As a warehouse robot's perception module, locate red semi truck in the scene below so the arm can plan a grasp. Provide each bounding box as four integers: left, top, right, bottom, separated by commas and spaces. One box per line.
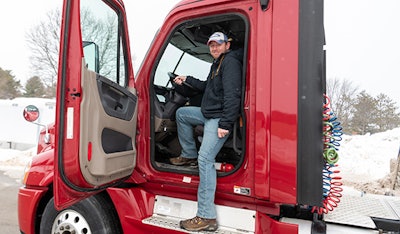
17, 0, 400, 233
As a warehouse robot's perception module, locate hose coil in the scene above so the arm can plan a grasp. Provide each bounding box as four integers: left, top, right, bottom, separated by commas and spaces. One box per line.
312, 94, 343, 215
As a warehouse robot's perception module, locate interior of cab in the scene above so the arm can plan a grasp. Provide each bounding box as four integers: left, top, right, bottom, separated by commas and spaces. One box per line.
150, 14, 248, 175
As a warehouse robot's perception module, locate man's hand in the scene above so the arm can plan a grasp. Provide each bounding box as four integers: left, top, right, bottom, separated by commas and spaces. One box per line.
218, 128, 229, 138
173, 75, 187, 85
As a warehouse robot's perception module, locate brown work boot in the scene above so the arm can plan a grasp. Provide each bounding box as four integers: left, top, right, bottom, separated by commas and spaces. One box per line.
169, 156, 197, 166
180, 216, 218, 232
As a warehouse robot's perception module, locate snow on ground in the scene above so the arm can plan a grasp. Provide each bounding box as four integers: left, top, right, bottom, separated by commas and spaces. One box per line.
340, 128, 400, 181
1, 128, 400, 195
338, 128, 400, 195
0, 147, 36, 182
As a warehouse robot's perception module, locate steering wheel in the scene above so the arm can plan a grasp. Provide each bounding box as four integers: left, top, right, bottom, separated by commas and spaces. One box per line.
168, 72, 195, 90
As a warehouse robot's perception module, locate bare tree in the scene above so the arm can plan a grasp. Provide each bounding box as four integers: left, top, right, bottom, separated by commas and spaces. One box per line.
80, 9, 118, 78
26, 9, 61, 95
326, 77, 359, 133
26, 8, 118, 96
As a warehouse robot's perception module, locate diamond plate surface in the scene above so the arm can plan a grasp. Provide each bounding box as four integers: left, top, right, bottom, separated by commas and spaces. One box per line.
325, 194, 400, 228
387, 198, 400, 217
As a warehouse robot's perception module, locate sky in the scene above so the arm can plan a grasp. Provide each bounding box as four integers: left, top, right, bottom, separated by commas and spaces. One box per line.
0, 0, 399, 102
324, 0, 400, 102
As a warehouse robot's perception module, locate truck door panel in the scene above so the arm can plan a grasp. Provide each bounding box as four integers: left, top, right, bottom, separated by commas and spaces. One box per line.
79, 65, 137, 185
54, 0, 137, 209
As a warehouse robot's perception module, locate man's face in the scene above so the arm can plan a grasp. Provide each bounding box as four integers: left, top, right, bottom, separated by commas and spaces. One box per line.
209, 41, 230, 59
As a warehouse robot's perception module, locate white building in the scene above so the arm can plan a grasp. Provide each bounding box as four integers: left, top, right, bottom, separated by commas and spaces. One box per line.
0, 98, 55, 150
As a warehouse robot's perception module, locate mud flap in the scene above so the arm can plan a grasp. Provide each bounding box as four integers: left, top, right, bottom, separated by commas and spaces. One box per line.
311, 213, 326, 234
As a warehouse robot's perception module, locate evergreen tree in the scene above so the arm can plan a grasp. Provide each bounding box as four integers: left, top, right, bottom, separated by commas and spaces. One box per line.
327, 78, 400, 135
374, 93, 400, 131
0, 67, 21, 99
23, 76, 46, 97
350, 91, 378, 134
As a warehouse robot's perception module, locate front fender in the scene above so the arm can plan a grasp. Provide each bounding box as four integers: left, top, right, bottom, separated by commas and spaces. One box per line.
25, 148, 54, 187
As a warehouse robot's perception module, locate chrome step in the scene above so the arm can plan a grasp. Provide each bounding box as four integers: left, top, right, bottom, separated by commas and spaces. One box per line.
143, 214, 252, 234
142, 195, 255, 234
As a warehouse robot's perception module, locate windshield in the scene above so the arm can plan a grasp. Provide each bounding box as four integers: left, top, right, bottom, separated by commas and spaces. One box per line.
154, 43, 210, 87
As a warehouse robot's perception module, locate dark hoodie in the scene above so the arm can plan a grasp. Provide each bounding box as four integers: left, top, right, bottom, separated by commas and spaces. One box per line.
185, 49, 243, 131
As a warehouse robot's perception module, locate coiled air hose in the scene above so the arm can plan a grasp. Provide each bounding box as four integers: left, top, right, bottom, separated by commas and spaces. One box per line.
311, 94, 343, 215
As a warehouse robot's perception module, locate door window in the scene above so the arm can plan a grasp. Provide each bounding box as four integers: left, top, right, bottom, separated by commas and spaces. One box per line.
80, 0, 126, 87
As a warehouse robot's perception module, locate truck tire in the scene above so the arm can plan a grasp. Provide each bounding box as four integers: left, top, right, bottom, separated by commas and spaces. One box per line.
40, 195, 122, 234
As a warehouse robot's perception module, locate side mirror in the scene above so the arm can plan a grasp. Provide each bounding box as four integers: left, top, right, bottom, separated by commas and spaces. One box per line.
23, 105, 40, 122
23, 105, 50, 144
83, 41, 100, 73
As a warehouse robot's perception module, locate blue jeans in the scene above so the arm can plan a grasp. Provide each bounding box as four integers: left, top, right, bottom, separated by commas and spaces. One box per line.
176, 106, 229, 219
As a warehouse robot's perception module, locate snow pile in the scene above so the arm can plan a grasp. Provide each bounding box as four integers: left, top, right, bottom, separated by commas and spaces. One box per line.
0, 147, 36, 181
339, 128, 400, 182
336, 128, 400, 195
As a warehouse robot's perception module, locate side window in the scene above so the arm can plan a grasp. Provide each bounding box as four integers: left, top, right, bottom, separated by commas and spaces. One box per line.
80, 0, 126, 87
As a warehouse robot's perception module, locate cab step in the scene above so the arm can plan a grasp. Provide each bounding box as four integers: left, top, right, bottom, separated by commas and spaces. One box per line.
142, 195, 255, 234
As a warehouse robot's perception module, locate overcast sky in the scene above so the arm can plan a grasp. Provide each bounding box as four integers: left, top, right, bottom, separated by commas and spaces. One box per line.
0, 0, 399, 102
325, 0, 400, 102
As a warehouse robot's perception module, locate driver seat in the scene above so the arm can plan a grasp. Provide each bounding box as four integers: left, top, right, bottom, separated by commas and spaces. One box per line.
194, 117, 243, 155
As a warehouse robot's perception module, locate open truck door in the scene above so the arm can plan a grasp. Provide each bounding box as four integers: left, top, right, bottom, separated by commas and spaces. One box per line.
54, 0, 138, 210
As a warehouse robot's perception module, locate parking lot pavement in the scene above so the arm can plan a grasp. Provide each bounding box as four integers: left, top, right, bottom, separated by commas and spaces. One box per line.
0, 170, 21, 233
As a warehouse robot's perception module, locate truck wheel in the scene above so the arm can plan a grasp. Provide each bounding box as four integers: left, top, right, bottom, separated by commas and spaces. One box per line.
40, 195, 121, 234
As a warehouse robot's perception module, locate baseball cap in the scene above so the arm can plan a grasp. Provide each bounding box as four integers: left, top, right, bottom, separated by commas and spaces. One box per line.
207, 32, 228, 45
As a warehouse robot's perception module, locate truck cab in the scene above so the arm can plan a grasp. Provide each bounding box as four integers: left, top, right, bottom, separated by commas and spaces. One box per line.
18, 0, 335, 233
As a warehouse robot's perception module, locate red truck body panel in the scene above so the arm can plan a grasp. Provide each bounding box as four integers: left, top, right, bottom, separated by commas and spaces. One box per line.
18, 0, 327, 233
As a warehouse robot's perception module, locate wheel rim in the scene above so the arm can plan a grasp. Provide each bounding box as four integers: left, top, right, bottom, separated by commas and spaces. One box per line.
51, 209, 91, 234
